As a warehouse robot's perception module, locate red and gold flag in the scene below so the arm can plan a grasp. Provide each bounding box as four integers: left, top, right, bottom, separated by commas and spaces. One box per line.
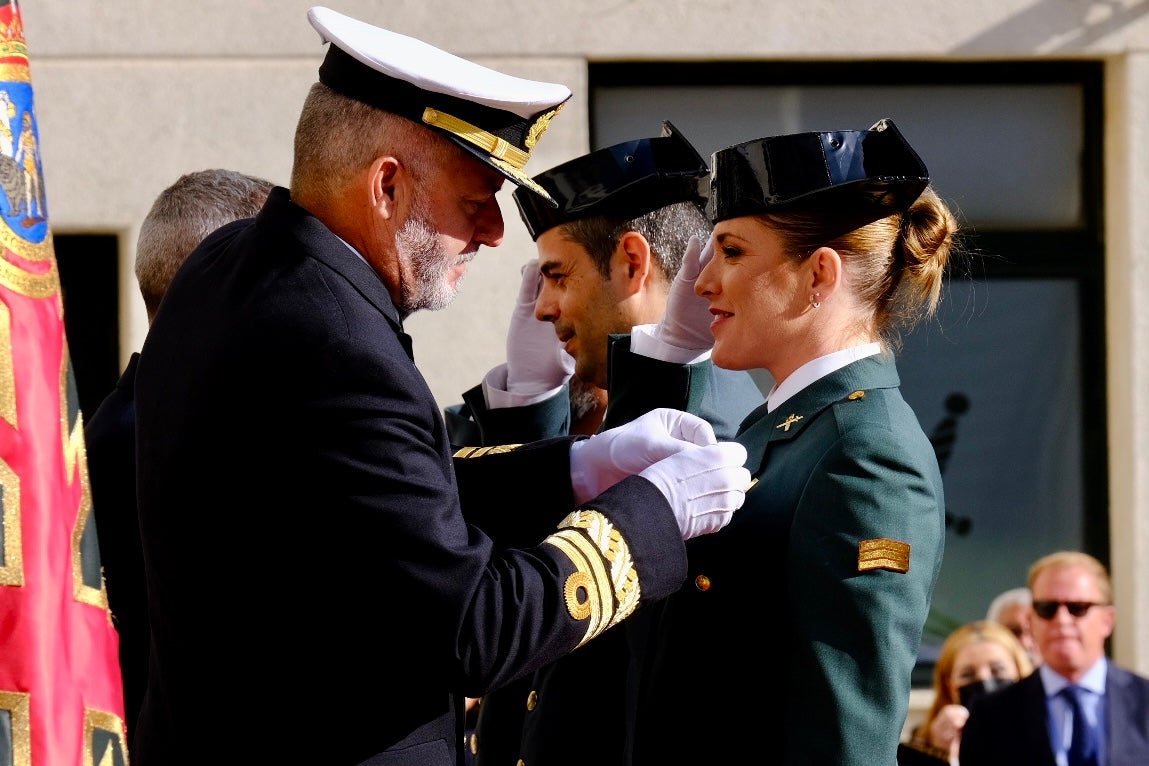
0, 2, 129, 763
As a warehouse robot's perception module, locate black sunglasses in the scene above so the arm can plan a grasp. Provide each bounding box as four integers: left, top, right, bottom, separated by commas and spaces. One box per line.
1032, 600, 1106, 620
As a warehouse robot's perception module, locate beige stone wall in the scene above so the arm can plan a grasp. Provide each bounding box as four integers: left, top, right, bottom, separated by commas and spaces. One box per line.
20, 1, 1149, 685
1103, 52, 1149, 672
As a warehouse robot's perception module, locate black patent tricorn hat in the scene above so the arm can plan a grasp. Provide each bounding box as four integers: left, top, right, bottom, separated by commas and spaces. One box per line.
513, 121, 709, 241
707, 118, 929, 224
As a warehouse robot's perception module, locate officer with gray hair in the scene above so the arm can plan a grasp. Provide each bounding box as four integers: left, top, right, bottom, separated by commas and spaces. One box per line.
130, 7, 749, 766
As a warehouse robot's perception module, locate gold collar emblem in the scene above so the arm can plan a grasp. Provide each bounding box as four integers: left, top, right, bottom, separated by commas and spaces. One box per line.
776, 413, 803, 432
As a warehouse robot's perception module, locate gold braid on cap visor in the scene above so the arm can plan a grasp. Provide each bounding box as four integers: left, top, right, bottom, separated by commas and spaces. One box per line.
422, 105, 562, 199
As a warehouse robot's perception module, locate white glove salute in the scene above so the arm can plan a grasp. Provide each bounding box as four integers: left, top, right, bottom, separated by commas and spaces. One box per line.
650, 234, 717, 353
638, 442, 749, 539
505, 257, 574, 394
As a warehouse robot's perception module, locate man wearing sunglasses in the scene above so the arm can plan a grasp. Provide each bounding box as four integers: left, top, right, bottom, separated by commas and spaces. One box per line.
960, 551, 1149, 766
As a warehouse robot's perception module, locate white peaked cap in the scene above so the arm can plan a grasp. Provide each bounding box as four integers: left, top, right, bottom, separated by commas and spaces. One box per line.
308, 6, 573, 205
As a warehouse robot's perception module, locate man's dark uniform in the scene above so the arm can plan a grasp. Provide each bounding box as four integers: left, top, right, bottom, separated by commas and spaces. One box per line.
132, 188, 695, 766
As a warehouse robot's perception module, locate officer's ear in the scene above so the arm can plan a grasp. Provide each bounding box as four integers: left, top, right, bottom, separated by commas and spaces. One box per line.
613, 231, 654, 295
371, 155, 402, 219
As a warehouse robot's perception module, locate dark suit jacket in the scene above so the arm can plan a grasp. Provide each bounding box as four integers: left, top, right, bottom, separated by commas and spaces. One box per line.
455, 336, 765, 766
132, 187, 693, 766
618, 353, 945, 765
960, 663, 1149, 766
84, 351, 148, 742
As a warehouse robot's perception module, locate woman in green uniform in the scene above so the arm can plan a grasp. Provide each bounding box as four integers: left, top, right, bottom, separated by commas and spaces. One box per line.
617, 118, 964, 765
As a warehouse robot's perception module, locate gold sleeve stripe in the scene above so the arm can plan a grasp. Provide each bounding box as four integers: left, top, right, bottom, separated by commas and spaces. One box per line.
858, 537, 911, 574
550, 529, 612, 641
562, 571, 594, 621
543, 509, 641, 646
453, 444, 522, 458
547, 534, 606, 646
560, 510, 639, 623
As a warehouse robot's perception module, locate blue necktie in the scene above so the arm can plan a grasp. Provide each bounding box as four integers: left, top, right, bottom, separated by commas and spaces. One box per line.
1063, 685, 1100, 766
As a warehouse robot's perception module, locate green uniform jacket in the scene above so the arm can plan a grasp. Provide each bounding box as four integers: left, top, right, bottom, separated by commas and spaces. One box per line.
620, 352, 945, 766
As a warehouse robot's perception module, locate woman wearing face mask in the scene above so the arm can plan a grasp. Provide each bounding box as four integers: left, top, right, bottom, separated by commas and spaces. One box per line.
615, 119, 965, 763
901, 620, 1036, 765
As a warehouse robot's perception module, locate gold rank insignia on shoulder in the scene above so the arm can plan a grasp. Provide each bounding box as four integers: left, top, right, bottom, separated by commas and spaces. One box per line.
453, 444, 522, 458
857, 538, 910, 574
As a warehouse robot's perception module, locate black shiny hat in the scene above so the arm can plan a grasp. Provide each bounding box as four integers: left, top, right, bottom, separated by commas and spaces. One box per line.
707, 118, 929, 224
513, 121, 709, 240
308, 7, 571, 206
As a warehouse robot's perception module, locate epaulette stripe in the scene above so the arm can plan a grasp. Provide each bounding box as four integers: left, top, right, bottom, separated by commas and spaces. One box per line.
857, 537, 910, 573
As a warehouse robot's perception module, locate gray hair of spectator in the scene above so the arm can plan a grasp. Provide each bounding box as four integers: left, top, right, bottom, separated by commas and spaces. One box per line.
135, 169, 275, 322
985, 586, 1032, 622
558, 201, 711, 284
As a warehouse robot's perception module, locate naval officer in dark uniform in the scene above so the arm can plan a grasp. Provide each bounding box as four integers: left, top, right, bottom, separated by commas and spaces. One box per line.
130, 8, 750, 766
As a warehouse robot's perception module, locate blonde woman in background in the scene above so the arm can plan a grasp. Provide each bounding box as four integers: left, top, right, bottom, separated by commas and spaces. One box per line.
901, 620, 1035, 765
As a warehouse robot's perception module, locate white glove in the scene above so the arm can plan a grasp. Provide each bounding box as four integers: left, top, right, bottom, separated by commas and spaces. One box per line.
650, 234, 716, 353
569, 408, 717, 505
639, 442, 750, 539
505, 258, 574, 394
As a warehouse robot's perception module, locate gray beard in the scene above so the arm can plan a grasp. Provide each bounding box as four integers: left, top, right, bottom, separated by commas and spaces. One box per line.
396, 209, 461, 314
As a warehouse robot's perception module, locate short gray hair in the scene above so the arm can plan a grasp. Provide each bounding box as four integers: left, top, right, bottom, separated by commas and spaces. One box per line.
135, 169, 274, 322
290, 81, 444, 206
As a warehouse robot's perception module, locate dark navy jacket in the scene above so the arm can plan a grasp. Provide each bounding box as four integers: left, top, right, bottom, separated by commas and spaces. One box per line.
132, 187, 692, 766
961, 663, 1149, 766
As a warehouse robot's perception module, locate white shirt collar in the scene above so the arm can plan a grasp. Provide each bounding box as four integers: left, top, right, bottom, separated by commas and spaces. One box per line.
335, 235, 370, 266
766, 342, 882, 413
